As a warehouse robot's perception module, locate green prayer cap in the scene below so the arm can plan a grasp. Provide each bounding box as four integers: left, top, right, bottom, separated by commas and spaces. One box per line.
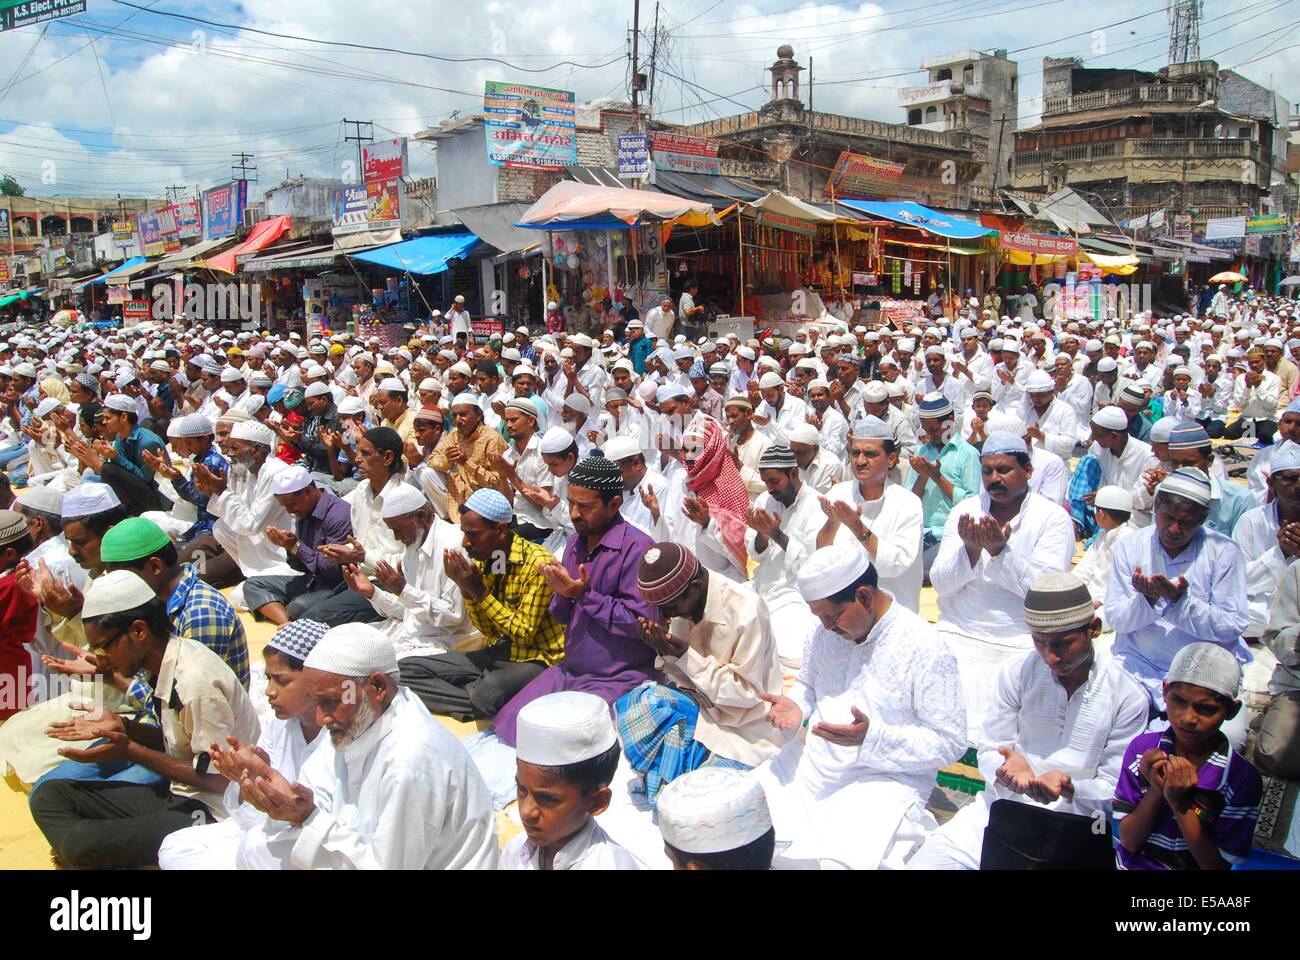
100, 517, 171, 564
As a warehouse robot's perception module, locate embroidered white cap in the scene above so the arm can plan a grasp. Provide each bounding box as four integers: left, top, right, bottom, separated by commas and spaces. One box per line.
515, 691, 617, 767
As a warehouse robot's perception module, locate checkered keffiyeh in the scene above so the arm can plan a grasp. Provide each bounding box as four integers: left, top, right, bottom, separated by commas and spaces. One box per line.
268, 619, 330, 661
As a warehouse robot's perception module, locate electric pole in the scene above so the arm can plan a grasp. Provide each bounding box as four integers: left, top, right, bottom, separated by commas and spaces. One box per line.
630, 0, 642, 128
342, 119, 374, 182
647, 2, 660, 121
164, 184, 186, 204
232, 153, 257, 184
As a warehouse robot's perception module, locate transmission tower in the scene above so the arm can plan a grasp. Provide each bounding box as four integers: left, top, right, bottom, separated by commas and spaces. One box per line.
1168, 0, 1202, 65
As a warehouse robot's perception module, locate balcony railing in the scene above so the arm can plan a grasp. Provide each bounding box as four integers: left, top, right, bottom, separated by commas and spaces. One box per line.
1014, 138, 1261, 168
1041, 83, 1204, 116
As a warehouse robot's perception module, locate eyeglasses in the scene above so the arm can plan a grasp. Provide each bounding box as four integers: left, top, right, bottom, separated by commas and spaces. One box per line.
89, 628, 129, 657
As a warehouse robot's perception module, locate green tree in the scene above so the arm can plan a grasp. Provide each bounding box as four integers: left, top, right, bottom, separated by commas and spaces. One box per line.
0, 176, 24, 197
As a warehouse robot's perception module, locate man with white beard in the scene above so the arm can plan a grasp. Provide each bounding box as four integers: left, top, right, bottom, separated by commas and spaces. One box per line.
215, 623, 500, 869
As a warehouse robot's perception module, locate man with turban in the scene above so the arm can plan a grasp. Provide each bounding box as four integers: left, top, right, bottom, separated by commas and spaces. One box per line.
614, 542, 782, 805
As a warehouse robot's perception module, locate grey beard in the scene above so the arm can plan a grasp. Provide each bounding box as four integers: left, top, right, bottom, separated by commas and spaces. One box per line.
338, 694, 378, 747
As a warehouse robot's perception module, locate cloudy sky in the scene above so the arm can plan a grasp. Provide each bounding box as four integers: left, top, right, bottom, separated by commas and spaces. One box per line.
0, 0, 1294, 200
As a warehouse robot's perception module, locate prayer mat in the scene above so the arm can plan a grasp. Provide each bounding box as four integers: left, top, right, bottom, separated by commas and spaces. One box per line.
1253, 772, 1300, 859
936, 746, 986, 797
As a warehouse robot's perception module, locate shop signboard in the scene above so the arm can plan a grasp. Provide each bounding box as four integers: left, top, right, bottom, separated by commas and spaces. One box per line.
1173, 214, 1192, 240
0, 258, 9, 288
1246, 213, 1288, 235
156, 204, 182, 254
756, 210, 818, 237
617, 133, 650, 179
822, 150, 907, 200
484, 81, 577, 169
112, 220, 135, 248
362, 139, 406, 230
1, 0, 84, 32
136, 211, 165, 256
998, 232, 1078, 256
331, 185, 369, 236
123, 299, 151, 324
174, 199, 202, 240
106, 284, 128, 305
471, 317, 505, 339
203, 181, 248, 240
651, 132, 720, 175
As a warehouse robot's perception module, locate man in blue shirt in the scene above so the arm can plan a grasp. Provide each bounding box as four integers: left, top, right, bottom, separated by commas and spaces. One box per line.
626, 319, 655, 374
901, 392, 983, 580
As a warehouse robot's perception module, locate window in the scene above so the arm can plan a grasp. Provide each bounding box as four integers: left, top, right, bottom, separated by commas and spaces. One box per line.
925, 106, 938, 122
1011, 76, 1017, 92
963, 64, 975, 84
908, 109, 922, 125
936, 68, 952, 81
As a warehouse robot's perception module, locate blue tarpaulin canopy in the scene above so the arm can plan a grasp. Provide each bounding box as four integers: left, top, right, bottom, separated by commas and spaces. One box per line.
835, 200, 996, 240
349, 233, 482, 275
75, 256, 149, 290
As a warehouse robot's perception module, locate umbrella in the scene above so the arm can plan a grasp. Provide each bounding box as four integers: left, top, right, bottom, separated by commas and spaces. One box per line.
1280, 276, 1300, 286
1209, 271, 1248, 283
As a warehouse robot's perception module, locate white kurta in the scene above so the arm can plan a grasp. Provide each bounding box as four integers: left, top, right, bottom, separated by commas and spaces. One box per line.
158, 715, 326, 870
1231, 500, 1294, 636
1090, 437, 1158, 527
22, 535, 87, 702
909, 651, 1149, 869
1074, 521, 1139, 610
369, 516, 478, 658
251, 688, 499, 869
756, 394, 810, 447
799, 448, 844, 494
930, 490, 1076, 740
499, 817, 644, 870
747, 483, 824, 668
208, 458, 295, 578
1028, 445, 1069, 508
1024, 397, 1082, 459
752, 601, 966, 869
823, 479, 924, 613
345, 474, 408, 577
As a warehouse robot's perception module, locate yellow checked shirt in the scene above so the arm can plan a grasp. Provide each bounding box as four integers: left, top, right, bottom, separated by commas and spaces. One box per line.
465, 535, 565, 667
427, 424, 509, 518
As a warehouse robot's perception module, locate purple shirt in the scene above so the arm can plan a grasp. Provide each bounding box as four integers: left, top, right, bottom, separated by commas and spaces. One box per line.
1112, 728, 1262, 870
290, 488, 354, 590
493, 516, 663, 745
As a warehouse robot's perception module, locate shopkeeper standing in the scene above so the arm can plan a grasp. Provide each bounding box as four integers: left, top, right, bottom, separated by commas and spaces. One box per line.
447, 295, 473, 344
679, 279, 706, 337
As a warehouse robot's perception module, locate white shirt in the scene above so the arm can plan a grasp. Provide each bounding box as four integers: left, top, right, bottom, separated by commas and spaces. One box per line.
1057, 373, 1094, 426
1105, 525, 1251, 701
505, 434, 553, 531
823, 479, 924, 612
345, 473, 408, 577
230, 716, 327, 867
731, 429, 772, 498
448, 306, 472, 337
1028, 444, 1069, 508
930, 491, 1076, 645
1089, 436, 1158, 525
208, 457, 295, 577
1233, 369, 1282, 419
756, 393, 809, 447
747, 483, 824, 618
369, 516, 477, 659
812, 404, 849, 462
1073, 520, 1138, 607
499, 817, 643, 870
620, 469, 670, 539
1232, 500, 1294, 634
1023, 397, 1082, 459
977, 651, 1149, 818
269, 687, 499, 870
799, 447, 844, 494
23, 535, 87, 698
645, 306, 674, 341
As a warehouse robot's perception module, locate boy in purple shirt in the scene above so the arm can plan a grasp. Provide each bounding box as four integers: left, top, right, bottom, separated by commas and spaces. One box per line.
1113, 642, 1262, 870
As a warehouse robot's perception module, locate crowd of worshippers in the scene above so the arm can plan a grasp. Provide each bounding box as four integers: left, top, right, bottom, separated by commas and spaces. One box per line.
0, 287, 1296, 869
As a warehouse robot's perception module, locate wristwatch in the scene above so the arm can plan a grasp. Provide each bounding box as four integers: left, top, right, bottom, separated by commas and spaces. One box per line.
857, 527, 872, 543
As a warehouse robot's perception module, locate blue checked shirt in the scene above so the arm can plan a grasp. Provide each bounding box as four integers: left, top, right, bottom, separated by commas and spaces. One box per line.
126, 563, 250, 719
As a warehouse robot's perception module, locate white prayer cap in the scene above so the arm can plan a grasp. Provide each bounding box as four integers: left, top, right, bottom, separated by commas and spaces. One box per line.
62, 482, 122, 520
12, 361, 36, 378
450, 391, 482, 410
516, 691, 617, 767
539, 426, 575, 455
862, 381, 888, 404
736, 346, 756, 361
378, 377, 406, 393
656, 383, 689, 404
418, 377, 440, 392
303, 623, 397, 678
337, 397, 366, 416
603, 436, 641, 462
219, 366, 242, 383
1085, 339, 1103, 352
1270, 440, 1300, 474
33, 397, 62, 418
1149, 416, 1180, 444
788, 422, 820, 446
450, 361, 473, 378
885, 380, 906, 399
1025, 370, 1055, 393
754, 371, 782, 391
104, 393, 136, 414
658, 767, 772, 855
231, 420, 276, 447
1091, 406, 1128, 431
1165, 642, 1241, 700
272, 465, 313, 495
244, 395, 267, 416
81, 570, 157, 621
149, 359, 171, 374
1095, 485, 1133, 513
1096, 357, 1119, 374
380, 483, 428, 519
982, 431, 1028, 457
15, 485, 63, 515
851, 415, 892, 441
797, 543, 873, 603
167, 413, 214, 439
303, 382, 331, 398
807, 377, 831, 392
563, 394, 591, 416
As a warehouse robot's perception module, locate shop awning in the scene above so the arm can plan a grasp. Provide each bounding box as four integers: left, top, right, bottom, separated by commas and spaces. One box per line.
349, 233, 482, 275
835, 200, 996, 240
516, 180, 720, 229
107, 260, 161, 282
452, 203, 540, 256
243, 244, 341, 272
0, 291, 30, 308
564, 166, 625, 187
747, 191, 840, 223
1080, 236, 1138, 257
1026, 188, 1117, 235
156, 237, 238, 270
334, 227, 403, 252
74, 256, 148, 290
649, 170, 766, 209
198, 216, 293, 274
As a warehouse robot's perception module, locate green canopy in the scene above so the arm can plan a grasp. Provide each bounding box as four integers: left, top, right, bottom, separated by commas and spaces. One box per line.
0, 291, 30, 309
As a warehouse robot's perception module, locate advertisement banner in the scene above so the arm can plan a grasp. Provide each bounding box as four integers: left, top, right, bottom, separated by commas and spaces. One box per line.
107, 284, 128, 305
174, 199, 202, 240
998, 232, 1078, 256
156, 205, 182, 254
1174, 214, 1192, 240
136, 211, 165, 256
112, 220, 135, 248
617, 133, 650, 179
1205, 216, 1247, 240
756, 210, 818, 237
484, 81, 577, 169
362, 139, 406, 229
0, 258, 9, 287
651, 132, 721, 175
331, 185, 369, 236
123, 299, 151, 324
471, 317, 505, 339
1246, 213, 1288, 235
203, 181, 248, 240
822, 150, 907, 200
0, 0, 84, 32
